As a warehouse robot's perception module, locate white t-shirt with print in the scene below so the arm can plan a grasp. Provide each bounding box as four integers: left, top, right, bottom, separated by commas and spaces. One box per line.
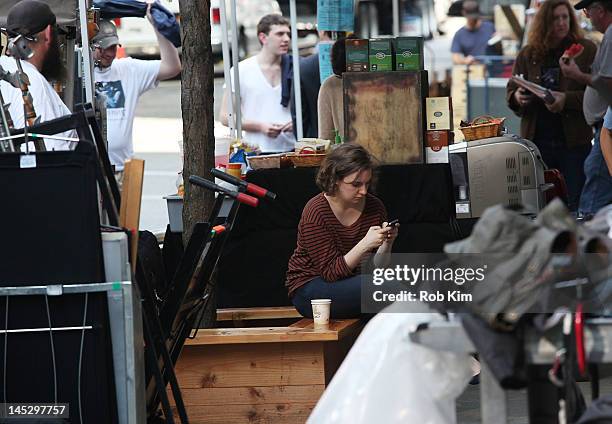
0, 56, 75, 151
94, 58, 160, 170
229, 56, 295, 153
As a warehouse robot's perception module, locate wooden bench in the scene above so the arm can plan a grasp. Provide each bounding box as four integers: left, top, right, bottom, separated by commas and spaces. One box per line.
216, 306, 303, 327
172, 318, 364, 424
216, 306, 303, 322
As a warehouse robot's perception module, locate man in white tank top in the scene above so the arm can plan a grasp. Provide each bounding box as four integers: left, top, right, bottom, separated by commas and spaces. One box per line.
221, 14, 296, 153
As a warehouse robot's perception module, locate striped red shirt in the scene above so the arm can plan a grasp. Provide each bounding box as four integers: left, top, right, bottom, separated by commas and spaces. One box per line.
286, 193, 387, 297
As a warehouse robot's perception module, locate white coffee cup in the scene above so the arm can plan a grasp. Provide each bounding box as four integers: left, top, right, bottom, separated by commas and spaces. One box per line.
311, 299, 332, 329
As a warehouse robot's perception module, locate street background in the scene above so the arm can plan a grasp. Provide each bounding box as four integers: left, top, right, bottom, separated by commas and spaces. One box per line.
134, 34, 456, 233
129, 4, 612, 422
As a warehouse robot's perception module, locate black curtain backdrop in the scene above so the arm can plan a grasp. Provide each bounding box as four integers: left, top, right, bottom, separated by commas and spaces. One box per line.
217, 164, 476, 308
0, 144, 116, 423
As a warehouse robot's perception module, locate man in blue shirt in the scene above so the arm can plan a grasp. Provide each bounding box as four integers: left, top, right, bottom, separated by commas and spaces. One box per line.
451, 1, 496, 65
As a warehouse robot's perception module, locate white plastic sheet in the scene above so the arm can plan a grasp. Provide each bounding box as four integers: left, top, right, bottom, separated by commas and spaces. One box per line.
307, 302, 473, 424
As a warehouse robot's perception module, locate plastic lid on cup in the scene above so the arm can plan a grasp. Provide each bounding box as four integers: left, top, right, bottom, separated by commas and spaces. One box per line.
311, 299, 331, 304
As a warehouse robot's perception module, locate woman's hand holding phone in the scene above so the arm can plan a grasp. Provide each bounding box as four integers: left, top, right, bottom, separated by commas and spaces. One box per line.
383, 219, 400, 242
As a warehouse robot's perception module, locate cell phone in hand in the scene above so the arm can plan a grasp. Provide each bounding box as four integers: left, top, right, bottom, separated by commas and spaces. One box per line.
386, 219, 399, 227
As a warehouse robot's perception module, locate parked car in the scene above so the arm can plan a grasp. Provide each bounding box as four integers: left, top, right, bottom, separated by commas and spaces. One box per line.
115, 0, 282, 59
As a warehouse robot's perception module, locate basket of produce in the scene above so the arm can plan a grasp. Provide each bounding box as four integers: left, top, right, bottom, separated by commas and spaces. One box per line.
459, 115, 505, 141
287, 147, 327, 167
246, 153, 291, 170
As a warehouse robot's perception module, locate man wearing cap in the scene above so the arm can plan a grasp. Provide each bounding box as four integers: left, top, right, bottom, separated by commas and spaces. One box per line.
0, 0, 75, 151
560, 0, 612, 215
451, 0, 496, 65
92, 9, 180, 180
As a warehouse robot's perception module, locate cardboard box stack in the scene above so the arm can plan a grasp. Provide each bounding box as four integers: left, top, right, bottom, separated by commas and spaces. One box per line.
369, 39, 394, 72
425, 97, 453, 163
346, 39, 370, 72
342, 37, 461, 166
394, 37, 424, 71
346, 37, 424, 72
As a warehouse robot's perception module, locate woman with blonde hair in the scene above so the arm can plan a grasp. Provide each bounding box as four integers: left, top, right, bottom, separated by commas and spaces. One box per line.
506, 0, 596, 211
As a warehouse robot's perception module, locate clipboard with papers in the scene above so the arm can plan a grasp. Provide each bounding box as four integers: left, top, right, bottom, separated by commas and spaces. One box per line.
510, 75, 556, 105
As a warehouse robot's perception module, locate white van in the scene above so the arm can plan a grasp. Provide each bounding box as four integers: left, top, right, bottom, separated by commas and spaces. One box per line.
115, 0, 281, 59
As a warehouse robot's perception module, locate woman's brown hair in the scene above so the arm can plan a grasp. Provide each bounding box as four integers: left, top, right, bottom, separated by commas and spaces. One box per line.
527, 0, 583, 60
316, 143, 378, 195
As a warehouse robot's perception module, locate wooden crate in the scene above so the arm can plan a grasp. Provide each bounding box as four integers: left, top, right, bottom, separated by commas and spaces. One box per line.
343, 71, 428, 164
171, 319, 363, 424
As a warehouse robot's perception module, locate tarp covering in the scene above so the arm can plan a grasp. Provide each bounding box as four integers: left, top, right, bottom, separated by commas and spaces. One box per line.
0, 0, 78, 27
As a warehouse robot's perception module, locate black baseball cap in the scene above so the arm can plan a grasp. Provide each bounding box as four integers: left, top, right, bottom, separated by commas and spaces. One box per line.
6, 0, 56, 37
462, 0, 481, 19
574, 0, 609, 10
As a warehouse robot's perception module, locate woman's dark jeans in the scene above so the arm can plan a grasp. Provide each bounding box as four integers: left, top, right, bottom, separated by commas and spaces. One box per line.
291, 275, 362, 319
536, 140, 591, 212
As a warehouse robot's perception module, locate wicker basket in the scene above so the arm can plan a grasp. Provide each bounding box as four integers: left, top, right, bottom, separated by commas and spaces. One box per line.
286, 147, 327, 167
460, 116, 505, 141
246, 154, 287, 170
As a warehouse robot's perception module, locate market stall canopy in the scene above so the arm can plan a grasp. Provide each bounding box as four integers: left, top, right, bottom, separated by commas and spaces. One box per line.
0, 0, 78, 27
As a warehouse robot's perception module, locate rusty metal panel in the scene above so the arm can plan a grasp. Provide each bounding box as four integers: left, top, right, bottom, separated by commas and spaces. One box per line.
343, 71, 427, 164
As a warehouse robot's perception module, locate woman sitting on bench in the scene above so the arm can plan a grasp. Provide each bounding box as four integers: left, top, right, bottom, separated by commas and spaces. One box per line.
286, 143, 398, 318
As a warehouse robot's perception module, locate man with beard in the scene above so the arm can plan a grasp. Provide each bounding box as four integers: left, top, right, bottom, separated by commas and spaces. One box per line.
92, 14, 180, 181
0, 0, 75, 151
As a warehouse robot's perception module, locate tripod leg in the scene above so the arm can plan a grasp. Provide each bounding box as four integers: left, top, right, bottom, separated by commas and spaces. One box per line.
590, 364, 599, 400
137, 260, 189, 424
142, 309, 176, 424
158, 329, 189, 424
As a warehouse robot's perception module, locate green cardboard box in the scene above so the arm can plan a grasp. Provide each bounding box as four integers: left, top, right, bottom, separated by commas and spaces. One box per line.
394, 37, 424, 71
369, 39, 393, 72
345, 39, 369, 72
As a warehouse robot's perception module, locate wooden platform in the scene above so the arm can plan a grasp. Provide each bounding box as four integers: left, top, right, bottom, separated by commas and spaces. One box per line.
173, 317, 364, 424
196, 318, 358, 344
216, 306, 303, 323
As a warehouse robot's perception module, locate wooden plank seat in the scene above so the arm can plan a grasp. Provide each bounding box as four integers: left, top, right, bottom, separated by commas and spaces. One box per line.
188, 319, 360, 344
216, 306, 303, 322
172, 318, 364, 424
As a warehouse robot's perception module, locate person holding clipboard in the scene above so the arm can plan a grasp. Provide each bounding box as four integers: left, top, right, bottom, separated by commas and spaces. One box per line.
506, 0, 596, 211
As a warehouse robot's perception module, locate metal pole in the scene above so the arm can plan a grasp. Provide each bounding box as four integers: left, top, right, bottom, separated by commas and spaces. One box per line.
230, 0, 242, 139
290, 0, 303, 140
219, 0, 236, 139
392, 0, 400, 37
78, 0, 94, 107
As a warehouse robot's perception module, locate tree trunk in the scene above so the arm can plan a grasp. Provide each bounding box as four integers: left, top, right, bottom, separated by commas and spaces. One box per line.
180, 0, 217, 327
